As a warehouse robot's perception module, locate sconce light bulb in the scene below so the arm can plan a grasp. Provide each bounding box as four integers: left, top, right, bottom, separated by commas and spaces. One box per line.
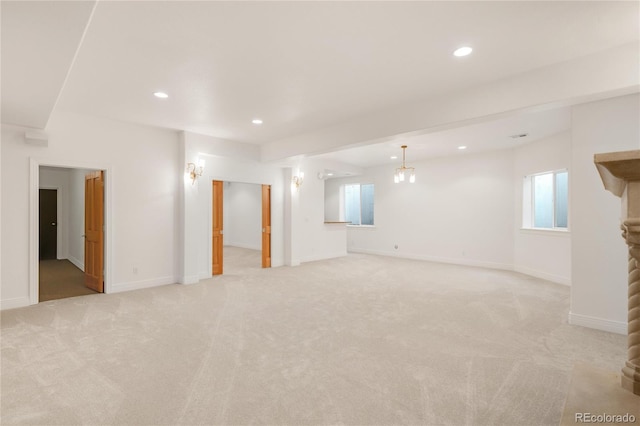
186, 161, 205, 185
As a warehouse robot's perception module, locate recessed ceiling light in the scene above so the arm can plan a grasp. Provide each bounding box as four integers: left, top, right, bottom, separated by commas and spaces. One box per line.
252, 119, 263, 125
153, 92, 169, 98
390, 155, 398, 160
327, 173, 334, 176
458, 146, 467, 150
453, 46, 473, 57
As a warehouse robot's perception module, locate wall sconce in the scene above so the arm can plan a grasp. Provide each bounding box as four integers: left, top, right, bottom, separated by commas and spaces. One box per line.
186, 159, 205, 185
292, 171, 304, 190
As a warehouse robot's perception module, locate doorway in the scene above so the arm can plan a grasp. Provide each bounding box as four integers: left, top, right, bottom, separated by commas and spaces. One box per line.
37, 166, 105, 302
212, 180, 271, 275
39, 189, 57, 260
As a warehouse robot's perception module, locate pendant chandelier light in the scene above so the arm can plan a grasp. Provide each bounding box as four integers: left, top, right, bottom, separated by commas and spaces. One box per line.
394, 145, 415, 183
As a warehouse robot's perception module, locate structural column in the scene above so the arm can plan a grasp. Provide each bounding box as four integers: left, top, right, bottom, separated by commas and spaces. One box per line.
621, 218, 640, 394
595, 149, 640, 395
283, 167, 301, 267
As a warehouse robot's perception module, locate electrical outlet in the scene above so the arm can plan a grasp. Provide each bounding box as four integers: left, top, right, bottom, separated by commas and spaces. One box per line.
133, 267, 138, 274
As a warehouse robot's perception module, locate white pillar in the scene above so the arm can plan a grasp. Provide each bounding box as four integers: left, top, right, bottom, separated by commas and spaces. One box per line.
178, 132, 202, 284
283, 167, 301, 266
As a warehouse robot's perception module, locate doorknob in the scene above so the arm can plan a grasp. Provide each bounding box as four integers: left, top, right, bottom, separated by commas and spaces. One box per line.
51, 222, 56, 226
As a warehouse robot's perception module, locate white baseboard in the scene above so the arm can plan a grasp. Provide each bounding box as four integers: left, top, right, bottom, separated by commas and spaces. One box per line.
67, 255, 84, 272
301, 251, 347, 263
178, 275, 201, 285
0, 296, 31, 310
199, 271, 213, 280
348, 248, 513, 271
513, 265, 571, 286
110, 276, 175, 293
568, 312, 627, 335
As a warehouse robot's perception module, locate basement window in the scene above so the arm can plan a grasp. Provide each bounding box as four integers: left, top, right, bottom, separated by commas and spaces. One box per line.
523, 170, 568, 230
345, 183, 374, 226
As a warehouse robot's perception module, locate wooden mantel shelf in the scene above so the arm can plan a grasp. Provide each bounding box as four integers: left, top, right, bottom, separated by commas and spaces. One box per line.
594, 150, 640, 197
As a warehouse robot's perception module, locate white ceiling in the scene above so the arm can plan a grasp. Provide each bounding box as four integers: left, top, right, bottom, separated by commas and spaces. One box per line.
1, 1, 638, 165
1, 1, 96, 128
312, 106, 572, 169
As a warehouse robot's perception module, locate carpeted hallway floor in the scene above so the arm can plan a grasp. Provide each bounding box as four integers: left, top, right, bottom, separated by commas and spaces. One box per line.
1, 250, 631, 425
39, 259, 99, 302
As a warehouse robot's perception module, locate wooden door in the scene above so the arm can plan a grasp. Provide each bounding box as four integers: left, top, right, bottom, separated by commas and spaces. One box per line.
84, 171, 104, 292
39, 189, 57, 260
262, 184, 271, 268
212, 180, 223, 275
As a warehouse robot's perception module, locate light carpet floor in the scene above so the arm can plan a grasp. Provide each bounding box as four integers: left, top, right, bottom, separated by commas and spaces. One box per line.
1, 250, 629, 425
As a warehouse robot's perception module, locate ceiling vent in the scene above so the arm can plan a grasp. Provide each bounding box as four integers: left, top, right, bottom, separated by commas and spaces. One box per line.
510, 133, 529, 139
24, 130, 48, 146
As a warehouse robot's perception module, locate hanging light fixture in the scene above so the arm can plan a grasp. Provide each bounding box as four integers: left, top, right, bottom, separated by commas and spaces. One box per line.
394, 145, 415, 183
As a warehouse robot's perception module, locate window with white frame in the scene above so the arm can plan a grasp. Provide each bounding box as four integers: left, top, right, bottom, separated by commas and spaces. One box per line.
523, 170, 568, 229
344, 183, 374, 226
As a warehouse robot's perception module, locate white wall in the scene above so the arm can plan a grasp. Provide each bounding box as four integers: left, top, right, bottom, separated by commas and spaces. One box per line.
1, 111, 179, 308
39, 167, 71, 260
67, 168, 98, 271
298, 158, 348, 262
68, 169, 85, 269
570, 93, 640, 334
513, 131, 572, 285
179, 131, 286, 282
324, 181, 342, 222
223, 182, 262, 250
331, 149, 515, 269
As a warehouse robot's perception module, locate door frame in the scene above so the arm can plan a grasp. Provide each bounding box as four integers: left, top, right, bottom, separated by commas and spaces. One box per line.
211, 180, 223, 276
29, 158, 112, 305
39, 185, 63, 260
207, 179, 272, 276
84, 171, 105, 292
262, 184, 271, 268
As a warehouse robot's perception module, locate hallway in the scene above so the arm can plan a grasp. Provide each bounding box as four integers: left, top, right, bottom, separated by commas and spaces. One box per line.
39, 260, 99, 302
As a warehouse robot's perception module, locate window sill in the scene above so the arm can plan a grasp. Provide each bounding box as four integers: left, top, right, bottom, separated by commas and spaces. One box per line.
346, 225, 376, 230
520, 228, 570, 237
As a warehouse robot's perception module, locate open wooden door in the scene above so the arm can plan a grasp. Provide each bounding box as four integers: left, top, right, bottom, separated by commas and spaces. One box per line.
84, 171, 104, 292
212, 180, 224, 275
262, 184, 271, 268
